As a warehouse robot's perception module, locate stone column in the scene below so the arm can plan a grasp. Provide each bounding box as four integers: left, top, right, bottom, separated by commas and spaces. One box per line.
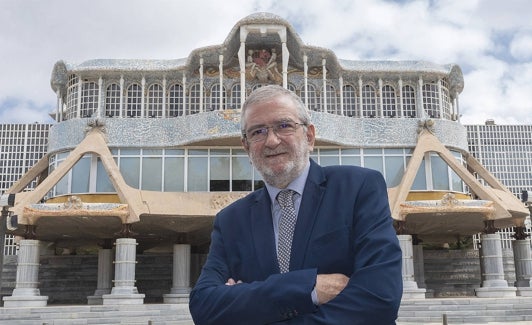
398, 234, 426, 299
475, 233, 516, 297
512, 227, 532, 296
3, 239, 48, 307
102, 238, 144, 304
87, 245, 114, 304
412, 235, 427, 291
163, 244, 191, 303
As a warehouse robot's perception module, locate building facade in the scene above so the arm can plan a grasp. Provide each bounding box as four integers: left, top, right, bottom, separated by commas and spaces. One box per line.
1, 13, 530, 306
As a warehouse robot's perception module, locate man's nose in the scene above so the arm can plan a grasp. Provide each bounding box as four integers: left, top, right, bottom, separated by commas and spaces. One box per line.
264, 128, 281, 146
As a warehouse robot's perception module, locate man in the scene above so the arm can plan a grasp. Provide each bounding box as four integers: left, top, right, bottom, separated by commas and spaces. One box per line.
189, 85, 403, 324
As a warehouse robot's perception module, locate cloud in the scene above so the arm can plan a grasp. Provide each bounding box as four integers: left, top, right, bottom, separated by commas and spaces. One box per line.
0, 0, 531, 125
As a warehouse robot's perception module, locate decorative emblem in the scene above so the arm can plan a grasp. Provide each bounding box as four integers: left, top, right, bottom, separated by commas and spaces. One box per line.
417, 118, 435, 134
440, 192, 458, 206
245, 48, 282, 84
63, 196, 84, 210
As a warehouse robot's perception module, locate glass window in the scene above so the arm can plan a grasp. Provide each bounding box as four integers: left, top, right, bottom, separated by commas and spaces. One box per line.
423, 83, 440, 118
81, 82, 99, 118
188, 84, 203, 115
325, 84, 338, 114
142, 157, 162, 190
441, 79, 452, 120
232, 156, 252, 191
120, 157, 140, 188
410, 156, 427, 190
65, 74, 79, 120
230, 84, 241, 110
382, 85, 397, 118
342, 84, 357, 117
96, 158, 114, 192
402, 85, 416, 118
147, 84, 164, 118
71, 156, 90, 193
361, 85, 377, 117
210, 156, 230, 191
167, 83, 184, 117
126, 83, 142, 118
431, 154, 450, 190
210, 83, 225, 111
164, 157, 184, 191
105, 83, 121, 118
364, 156, 383, 174
301, 84, 320, 112
188, 156, 208, 191
385, 156, 404, 187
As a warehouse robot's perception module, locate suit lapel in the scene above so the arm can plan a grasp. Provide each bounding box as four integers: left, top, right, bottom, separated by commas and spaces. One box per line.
289, 160, 326, 271
250, 188, 280, 276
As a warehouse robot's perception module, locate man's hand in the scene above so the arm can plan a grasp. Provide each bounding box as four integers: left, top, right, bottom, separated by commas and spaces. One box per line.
315, 273, 349, 305
225, 278, 242, 286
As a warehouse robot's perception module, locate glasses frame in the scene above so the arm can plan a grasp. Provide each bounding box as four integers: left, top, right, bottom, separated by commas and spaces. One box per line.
243, 121, 307, 143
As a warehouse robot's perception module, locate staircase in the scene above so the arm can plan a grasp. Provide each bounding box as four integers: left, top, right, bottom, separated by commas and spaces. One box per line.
397, 297, 532, 324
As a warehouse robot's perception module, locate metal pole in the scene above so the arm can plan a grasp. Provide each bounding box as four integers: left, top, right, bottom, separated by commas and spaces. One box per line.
0, 206, 8, 304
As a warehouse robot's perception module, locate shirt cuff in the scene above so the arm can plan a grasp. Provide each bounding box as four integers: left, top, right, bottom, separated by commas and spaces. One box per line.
311, 287, 318, 305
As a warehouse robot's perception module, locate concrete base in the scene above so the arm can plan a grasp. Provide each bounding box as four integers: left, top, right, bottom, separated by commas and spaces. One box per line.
102, 293, 145, 305
516, 287, 532, 297
475, 286, 517, 298
3, 295, 48, 307
163, 293, 190, 304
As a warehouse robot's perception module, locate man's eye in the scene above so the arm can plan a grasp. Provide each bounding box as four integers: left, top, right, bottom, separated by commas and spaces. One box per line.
251, 128, 267, 136
278, 122, 292, 129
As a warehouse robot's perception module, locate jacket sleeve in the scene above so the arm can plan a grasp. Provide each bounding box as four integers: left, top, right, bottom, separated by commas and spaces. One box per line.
301, 169, 403, 325
189, 215, 318, 325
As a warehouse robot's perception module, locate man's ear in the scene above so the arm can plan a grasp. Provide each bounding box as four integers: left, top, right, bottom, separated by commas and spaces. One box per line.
306, 124, 316, 147
241, 137, 250, 152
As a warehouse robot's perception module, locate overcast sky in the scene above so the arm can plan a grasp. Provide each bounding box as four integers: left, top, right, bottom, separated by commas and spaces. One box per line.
1, 0, 531, 125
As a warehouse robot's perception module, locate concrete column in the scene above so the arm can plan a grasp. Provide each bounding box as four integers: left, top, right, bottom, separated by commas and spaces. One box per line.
475, 233, 516, 297
513, 238, 532, 296
3, 239, 48, 307
87, 248, 114, 304
102, 238, 145, 305
163, 244, 191, 303
398, 234, 426, 299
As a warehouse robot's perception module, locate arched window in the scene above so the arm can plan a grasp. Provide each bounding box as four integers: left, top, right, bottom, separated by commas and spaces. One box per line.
188, 84, 203, 115
361, 85, 377, 118
126, 83, 142, 118
441, 79, 452, 120
210, 83, 225, 111
167, 83, 184, 117
105, 83, 120, 117
230, 84, 241, 110
423, 83, 440, 118
287, 83, 296, 92
342, 84, 357, 117
402, 85, 416, 118
301, 84, 320, 112
325, 84, 338, 114
80, 81, 98, 118
147, 84, 163, 118
382, 85, 397, 117
65, 74, 79, 120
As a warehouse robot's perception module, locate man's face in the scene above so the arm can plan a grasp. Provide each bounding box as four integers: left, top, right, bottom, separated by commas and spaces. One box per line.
241, 95, 315, 188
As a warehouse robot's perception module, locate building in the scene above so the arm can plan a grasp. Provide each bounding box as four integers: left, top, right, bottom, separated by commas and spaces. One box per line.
0, 12, 530, 307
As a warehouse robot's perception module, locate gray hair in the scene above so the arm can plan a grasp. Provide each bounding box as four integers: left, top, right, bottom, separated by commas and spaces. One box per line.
240, 85, 311, 133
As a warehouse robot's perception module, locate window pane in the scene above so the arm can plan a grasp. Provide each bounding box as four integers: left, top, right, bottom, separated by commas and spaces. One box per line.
142, 157, 162, 191
71, 156, 90, 193
121, 157, 140, 188
411, 157, 427, 190
232, 156, 252, 191
341, 156, 361, 166
364, 156, 383, 174
385, 156, 404, 187
210, 156, 230, 191
188, 157, 207, 191
164, 157, 184, 191
431, 155, 450, 190
320, 156, 339, 167
96, 158, 114, 192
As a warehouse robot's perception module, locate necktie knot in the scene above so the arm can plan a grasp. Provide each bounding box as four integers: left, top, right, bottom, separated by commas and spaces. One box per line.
277, 189, 295, 208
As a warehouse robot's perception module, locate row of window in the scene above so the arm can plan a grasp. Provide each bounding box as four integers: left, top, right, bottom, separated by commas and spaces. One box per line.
48, 147, 465, 197
63, 75, 454, 121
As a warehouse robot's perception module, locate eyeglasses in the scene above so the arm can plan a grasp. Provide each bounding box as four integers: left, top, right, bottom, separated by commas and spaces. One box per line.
243, 121, 306, 143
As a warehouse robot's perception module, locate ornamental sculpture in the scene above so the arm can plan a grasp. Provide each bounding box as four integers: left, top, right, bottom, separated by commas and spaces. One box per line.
246, 48, 282, 84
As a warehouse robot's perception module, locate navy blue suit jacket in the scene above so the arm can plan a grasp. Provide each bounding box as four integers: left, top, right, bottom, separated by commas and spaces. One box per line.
189, 159, 403, 324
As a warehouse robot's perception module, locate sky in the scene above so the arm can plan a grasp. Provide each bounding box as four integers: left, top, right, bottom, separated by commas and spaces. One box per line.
1, 0, 531, 125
